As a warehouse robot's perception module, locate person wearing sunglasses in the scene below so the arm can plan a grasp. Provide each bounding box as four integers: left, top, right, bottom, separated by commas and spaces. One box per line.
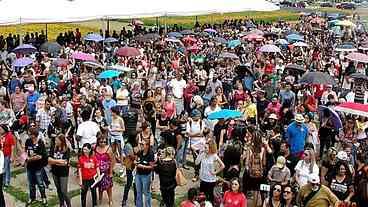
283, 185, 296, 207
263, 184, 282, 207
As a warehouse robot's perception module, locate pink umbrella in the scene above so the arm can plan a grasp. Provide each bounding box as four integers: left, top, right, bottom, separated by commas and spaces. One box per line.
116, 47, 141, 57
182, 36, 197, 43
335, 102, 368, 118
259, 44, 281, 53
243, 34, 264, 41
345, 52, 368, 63
72, 52, 95, 61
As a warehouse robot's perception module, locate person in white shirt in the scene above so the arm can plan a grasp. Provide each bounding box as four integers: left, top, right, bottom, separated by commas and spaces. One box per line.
295, 149, 319, 187
169, 73, 186, 115
76, 110, 100, 149
321, 85, 338, 105
204, 97, 221, 130
116, 84, 130, 114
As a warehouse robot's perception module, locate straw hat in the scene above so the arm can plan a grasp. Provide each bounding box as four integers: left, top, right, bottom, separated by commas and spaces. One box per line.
295, 114, 305, 123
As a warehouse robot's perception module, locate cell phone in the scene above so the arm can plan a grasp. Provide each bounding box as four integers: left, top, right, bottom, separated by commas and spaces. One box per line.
260, 184, 270, 192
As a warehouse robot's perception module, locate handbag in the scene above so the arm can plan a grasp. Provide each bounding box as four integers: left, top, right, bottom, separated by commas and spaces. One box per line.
175, 167, 187, 186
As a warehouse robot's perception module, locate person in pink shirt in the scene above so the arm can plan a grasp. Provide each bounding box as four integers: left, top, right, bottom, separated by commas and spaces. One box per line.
222, 178, 247, 207
164, 95, 176, 119
266, 96, 281, 118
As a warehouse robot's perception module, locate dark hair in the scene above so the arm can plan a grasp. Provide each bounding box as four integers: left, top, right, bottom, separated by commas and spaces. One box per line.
82, 143, 93, 156
96, 131, 108, 146
55, 134, 67, 153
111, 106, 120, 115
187, 188, 198, 201
81, 110, 91, 121
333, 160, 352, 179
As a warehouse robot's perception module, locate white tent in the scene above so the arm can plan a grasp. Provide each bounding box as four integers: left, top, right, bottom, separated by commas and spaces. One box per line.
0, 0, 279, 25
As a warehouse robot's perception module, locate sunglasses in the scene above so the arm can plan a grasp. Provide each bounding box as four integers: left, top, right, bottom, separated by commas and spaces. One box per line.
283, 191, 291, 194
274, 188, 282, 192
99, 141, 107, 144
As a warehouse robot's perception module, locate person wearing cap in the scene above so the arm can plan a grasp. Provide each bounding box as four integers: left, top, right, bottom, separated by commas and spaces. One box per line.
267, 156, 291, 187
285, 114, 309, 158
297, 174, 340, 207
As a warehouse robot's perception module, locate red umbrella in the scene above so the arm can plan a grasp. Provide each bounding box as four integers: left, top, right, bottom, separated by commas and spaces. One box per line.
116, 47, 141, 57
182, 36, 197, 44
335, 102, 368, 117
243, 33, 264, 41
72, 52, 95, 61
345, 52, 368, 63
187, 45, 200, 53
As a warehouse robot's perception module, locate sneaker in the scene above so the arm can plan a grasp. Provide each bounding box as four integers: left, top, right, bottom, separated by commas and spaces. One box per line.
42, 198, 48, 205
26, 199, 34, 206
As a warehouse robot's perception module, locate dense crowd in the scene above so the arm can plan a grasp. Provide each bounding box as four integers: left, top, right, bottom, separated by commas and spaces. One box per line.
0, 12, 367, 207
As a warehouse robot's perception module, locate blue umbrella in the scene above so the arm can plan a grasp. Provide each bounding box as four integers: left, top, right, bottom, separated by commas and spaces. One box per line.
319, 106, 343, 130
204, 28, 217, 34
227, 39, 242, 48
13, 44, 37, 54
213, 37, 227, 44
275, 39, 288, 45
168, 32, 183, 38
98, 70, 121, 79
84, 33, 104, 42
286, 34, 304, 42
104, 37, 118, 43
13, 57, 33, 67
335, 43, 357, 52
208, 109, 243, 120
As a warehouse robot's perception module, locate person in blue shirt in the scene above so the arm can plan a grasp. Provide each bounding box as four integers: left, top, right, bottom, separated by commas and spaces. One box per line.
7, 72, 21, 94
242, 71, 254, 92
26, 85, 40, 119
102, 92, 116, 125
285, 114, 308, 158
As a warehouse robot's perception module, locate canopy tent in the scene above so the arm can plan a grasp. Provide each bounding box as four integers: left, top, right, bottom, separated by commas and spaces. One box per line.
0, 0, 279, 25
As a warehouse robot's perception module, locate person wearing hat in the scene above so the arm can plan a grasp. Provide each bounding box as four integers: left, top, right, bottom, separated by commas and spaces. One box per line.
297, 174, 340, 207
267, 156, 291, 187
285, 114, 309, 158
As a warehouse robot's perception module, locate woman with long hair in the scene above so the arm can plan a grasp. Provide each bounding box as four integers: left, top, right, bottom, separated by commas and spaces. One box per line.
163, 94, 176, 119
328, 161, 355, 205
295, 149, 319, 187
121, 134, 137, 207
95, 132, 114, 206
222, 178, 247, 207
215, 86, 228, 109
195, 138, 225, 204
48, 134, 71, 207
282, 185, 296, 207
321, 147, 338, 185
263, 184, 282, 207
109, 107, 125, 162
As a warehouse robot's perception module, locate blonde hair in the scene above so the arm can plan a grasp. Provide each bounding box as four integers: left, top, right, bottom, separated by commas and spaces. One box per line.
164, 147, 176, 160
207, 139, 218, 155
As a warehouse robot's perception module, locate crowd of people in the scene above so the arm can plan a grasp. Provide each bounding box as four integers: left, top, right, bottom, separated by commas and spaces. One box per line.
0, 11, 368, 207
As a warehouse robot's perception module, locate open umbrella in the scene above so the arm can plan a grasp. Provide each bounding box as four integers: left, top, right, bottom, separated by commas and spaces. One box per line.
227, 40, 241, 48
52, 58, 69, 67
335, 43, 357, 52
247, 29, 264, 35
72, 52, 95, 61
336, 20, 356, 27
187, 45, 200, 53
219, 52, 239, 59
345, 52, 368, 63
98, 70, 121, 79
275, 39, 289, 45
259, 44, 281, 53
243, 33, 264, 41
285, 64, 306, 73
299, 72, 336, 85
104, 37, 118, 43
319, 106, 343, 130
198, 32, 210, 37
168, 32, 183, 38
40, 42, 62, 54
116, 47, 141, 57
208, 109, 243, 120
359, 44, 368, 50
83, 61, 103, 68
13, 44, 37, 54
135, 33, 160, 42
350, 73, 368, 80
165, 37, 182, 44
213, 37, 227, 44
335, 102, 368, 118
286, 34, 304, 42
293, 42, 309, 47
84, 33, 104, 42
107, 65, 134, 72
13, 57, 33, 67
180, 30, 195, 35
204, 28, 217, 34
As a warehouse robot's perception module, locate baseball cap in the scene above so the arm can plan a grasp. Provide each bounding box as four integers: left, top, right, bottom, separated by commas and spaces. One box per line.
308, 174, 320, 184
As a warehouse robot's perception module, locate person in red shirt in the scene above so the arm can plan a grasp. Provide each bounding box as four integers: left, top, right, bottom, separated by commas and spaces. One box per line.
180, 188, 199, 207
0, 124, 15, 187
78, 143, 100, 207
222, 178, 247, 207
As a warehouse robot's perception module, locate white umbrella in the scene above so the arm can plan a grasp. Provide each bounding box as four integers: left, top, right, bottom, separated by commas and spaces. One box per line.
293, 42, 309, 47
259, 44, 281, 53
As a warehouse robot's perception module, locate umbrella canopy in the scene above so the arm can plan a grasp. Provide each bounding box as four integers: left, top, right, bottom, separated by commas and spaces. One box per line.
84, 33, 104, 42
165, 37, 182, 44
72, 52, 95, 61
13, 57, 33, 67
180, 30, 195, 35
335, 43, 357, 52
187, 45, 200, 52
168, 32, 183, 38
116, 47, 141, 57
98, 70, 121, 79
104, 37, 118, 43
107, 65, 134, 72
285, 64, 306, 73
198, 32, 210, 37
345, 52, 368, 63
247, 29, 264, 35
299, 72, 336, 85
335, 102, 368, 118
243, 33, 264, 41
207, 109, 243, 120
182, 36, 197, 43
336, 20, 356, 27
359, 44, 368, 50
275, 39, 288, 45
293, 42, 309, 47
350, 72, 368, 80
204, 28, 217, 33
227, 39, 242, 48
219, 52, 239, 59
13, 44, 37, 54
259, 44, 280, 53
286, 34, 304, 42
83, 61, 103, 68
319, 106, 343, 130
52, 58, 69, 67
135, 33, 160, 42
40, 42, 62, 54
213, 37, 227, 44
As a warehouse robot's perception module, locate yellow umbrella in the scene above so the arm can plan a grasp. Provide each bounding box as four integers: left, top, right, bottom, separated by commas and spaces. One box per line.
336, 20, 356, 27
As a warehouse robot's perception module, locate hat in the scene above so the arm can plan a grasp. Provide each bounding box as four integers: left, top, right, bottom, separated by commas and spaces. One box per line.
276, 156, 286, 168
191, 109, 201, 118
269, 114, 278, 120
337, 151, 349, 161
308, 174, 320, 184
295, 114, 305, 123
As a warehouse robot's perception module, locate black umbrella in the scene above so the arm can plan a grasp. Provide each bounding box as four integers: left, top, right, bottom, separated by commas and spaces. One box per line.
350, 72, 368, 80
40, 42, 62, 54
235, 64, 255, 78
180, 29, 196, 35
263, 32, 278, 38
285, 64, 306, 73
298, 72, 336, 85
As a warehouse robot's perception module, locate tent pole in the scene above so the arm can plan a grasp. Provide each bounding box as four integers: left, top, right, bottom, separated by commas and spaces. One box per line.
45, 23, 48, 41
156, 17, 159, 31
19, 17, 23, 45
107, 18, 110, 34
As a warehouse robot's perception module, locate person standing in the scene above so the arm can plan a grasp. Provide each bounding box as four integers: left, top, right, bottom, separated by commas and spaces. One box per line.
77, 110, 100, 149
48, 134, 71, 207
135, 140, 154, 207
0, 125, 15, 187
222, 178, 247, 207
168, 73, 186, 115
109, 107, 125, 162
121, 134, 137, 207
285, 114, 309, 158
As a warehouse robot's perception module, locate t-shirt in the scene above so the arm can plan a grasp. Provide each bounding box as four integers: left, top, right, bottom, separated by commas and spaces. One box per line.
329, 177, 353, 200
169, 79, 186, 99
0, 132, 15, 157
223, 191, 247, 207
298, 184, 338, 207
78, 155, 99, 180
136, 149, 154, 175
49, 148, 70, 177
77, 120, 100, 147
25, 138, 47, 170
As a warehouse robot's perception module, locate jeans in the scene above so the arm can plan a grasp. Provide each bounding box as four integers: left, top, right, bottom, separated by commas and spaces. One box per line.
161, 187, 175, 207
53, 175, 71, 207
135, 173, 152, 207
122, 169, 136, 203
0, 173, 5, 207
3, 156, 11, 186
81, 179, 97, 207
27, 169, 46, 200
176, 143, 184, 167
174, 98, 184, 116
192, 149, 200, 176
41, 167, 51, 187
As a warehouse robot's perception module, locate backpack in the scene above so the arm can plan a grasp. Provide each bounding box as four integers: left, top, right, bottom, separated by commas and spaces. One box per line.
249, 150, 264, 179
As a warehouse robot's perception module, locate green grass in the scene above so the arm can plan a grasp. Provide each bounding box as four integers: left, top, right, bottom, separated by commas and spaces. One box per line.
11, 167, 27, 178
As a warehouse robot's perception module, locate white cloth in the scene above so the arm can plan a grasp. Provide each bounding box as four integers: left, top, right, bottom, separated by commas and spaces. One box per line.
116, 88, 129, 106
169, 78, 186, 99
77, 120, 100, 147
295, 160, 319, 187
198, 153, 218, 183
0, 150, 4, 174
